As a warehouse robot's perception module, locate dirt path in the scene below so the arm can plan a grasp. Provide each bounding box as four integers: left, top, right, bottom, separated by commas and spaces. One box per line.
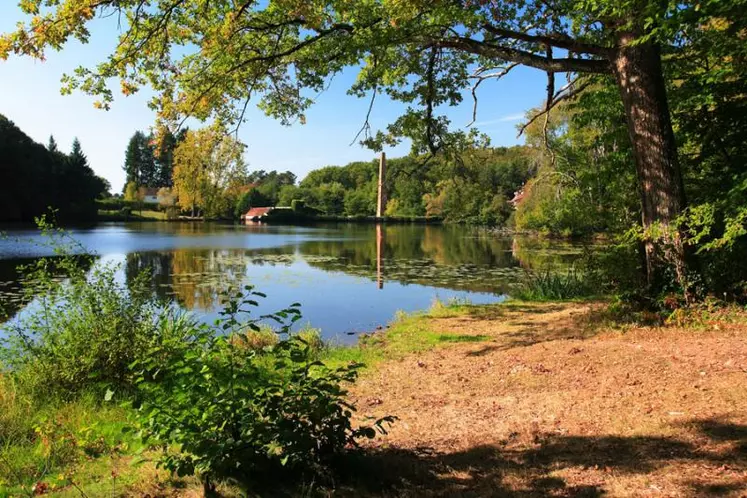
344, 302, 747, 497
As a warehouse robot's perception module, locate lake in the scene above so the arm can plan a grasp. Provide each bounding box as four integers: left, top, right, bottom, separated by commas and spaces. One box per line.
0, 222, 587, 342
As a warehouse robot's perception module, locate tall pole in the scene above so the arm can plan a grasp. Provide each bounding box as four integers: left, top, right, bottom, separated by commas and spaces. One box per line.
376, 152, 387, 218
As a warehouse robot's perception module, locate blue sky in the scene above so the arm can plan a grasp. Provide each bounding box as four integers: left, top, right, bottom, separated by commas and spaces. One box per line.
0, 4, 548, 192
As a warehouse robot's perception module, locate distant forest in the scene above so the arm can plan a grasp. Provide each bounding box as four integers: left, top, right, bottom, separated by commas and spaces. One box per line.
274, 147, 533, 225
0, 114, 108, 223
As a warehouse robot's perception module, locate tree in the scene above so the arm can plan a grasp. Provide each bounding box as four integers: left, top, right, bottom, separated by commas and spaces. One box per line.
173, 128, 247, 218
123, 131, 158, 189
1, 0, 739, 295
47, 135, 58, 153
69, 138, 87, 167
0, 117, 107, 222
153, 126, 188, 188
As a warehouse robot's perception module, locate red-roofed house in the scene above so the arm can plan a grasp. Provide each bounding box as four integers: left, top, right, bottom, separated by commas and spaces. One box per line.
242, 207, 275, 222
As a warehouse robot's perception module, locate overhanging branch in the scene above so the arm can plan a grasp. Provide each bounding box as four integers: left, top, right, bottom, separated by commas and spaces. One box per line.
437, 37, 610, 74
482, 24, 612, 57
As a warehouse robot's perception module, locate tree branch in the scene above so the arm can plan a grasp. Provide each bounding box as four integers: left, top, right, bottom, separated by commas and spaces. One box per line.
436, 37, 610, 74
482, 24, 612, 57
466, 62, 519, 127
518, 79, 592, 136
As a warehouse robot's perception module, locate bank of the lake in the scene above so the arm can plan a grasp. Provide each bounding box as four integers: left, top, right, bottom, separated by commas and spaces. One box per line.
3, 299, 746, 497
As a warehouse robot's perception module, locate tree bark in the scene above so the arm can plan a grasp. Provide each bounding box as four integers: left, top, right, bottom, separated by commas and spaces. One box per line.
611, 32, 692, 298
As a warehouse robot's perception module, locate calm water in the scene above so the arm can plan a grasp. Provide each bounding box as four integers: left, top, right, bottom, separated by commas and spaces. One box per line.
0, 222, 587, 342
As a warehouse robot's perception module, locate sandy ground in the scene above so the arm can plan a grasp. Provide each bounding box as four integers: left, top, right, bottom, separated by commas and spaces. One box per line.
342, 302, 747, 497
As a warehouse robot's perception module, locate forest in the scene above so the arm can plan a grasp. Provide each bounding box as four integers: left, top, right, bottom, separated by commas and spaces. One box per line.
0, 115, 108, 222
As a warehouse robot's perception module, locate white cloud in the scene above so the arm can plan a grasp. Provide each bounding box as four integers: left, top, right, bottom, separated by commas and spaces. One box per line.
472, 113, 525, 126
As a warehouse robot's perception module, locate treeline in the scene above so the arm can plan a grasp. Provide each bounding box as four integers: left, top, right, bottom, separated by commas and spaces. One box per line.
0, 114, 108, 222
275, 147, 533, 225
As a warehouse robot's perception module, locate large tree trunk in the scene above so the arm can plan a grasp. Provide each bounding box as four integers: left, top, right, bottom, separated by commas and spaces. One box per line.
611, 32, 692, 299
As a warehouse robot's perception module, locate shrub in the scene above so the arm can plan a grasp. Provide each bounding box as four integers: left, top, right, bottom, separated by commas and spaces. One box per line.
130, 289, 393, 494
165, 205, 180, 220
513, 269, 597, 301
0, 221, 185, 398
291, 199, 305, 212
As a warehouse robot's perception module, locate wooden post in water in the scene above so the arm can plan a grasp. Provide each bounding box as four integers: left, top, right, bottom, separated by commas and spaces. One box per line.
376, 152, 387, 218
376, 223, 384, 289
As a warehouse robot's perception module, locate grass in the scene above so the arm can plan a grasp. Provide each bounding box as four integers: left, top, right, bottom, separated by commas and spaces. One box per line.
512, 269, 597, 301
97, 209, 168, 221
321, 299, 489, 369
0, 388, 142, 496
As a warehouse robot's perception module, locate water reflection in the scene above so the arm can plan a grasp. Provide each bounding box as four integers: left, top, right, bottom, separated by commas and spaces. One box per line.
0, 223, 592, 339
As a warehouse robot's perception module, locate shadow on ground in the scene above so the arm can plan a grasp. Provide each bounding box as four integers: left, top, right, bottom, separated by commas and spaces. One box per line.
333, 418, 747, 497
458, 304, 601, 357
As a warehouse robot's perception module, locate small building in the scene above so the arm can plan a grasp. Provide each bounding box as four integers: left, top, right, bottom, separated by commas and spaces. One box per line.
242, 207, 275, 222
141, 187, 159, 204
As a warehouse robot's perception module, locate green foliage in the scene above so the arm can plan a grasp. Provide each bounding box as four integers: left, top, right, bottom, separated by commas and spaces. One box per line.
0, 221, 391, 492
0, 115, 108, 222
0, 371, 136, 492
245, 170, 297, 207
131, 288, 392, 490
287, 147, 530, 224
123, 129, 186, 191
513, 269, 597, 301
0, 219, 182, 398
234, 188, 271, 218
123, 130, 157, 189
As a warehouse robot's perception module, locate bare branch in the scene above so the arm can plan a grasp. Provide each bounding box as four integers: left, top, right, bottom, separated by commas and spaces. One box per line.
517, 79, 592, 137
350, 88, 377, 146
466, 62, 519, 127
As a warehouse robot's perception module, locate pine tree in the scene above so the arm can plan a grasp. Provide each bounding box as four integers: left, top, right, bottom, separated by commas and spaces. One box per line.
47, 135, 58, 153
123, 131, 157, 189
69, 137, 88, 169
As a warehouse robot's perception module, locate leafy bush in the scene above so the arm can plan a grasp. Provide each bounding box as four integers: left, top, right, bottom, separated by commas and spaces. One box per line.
165, 205, 180, 220
0, 261, 174, 398
131, 288, 392, 493
513, 269, 597, 301
0, 222, 183, 398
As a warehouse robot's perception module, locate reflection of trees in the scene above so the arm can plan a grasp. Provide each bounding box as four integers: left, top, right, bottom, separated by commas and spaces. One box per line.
0, 255, 97, 323
125, 249, 248, 310
116, 226, 590, 307
295, 226, 528, 294
510, 237, 590, 271
125, 252, 175, 302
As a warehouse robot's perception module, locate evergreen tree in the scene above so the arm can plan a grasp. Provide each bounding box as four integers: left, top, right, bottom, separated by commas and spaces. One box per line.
123, 131, 157, 189
0, 116, 107, 222
69, 137, 88, 168
47, 135, 58, 153
153, 127, 188, 188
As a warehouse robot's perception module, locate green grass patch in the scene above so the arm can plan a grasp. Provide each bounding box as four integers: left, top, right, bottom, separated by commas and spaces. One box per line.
321, 300, 488, 369
0, 394, 143, 496
97, 209, 168, 221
